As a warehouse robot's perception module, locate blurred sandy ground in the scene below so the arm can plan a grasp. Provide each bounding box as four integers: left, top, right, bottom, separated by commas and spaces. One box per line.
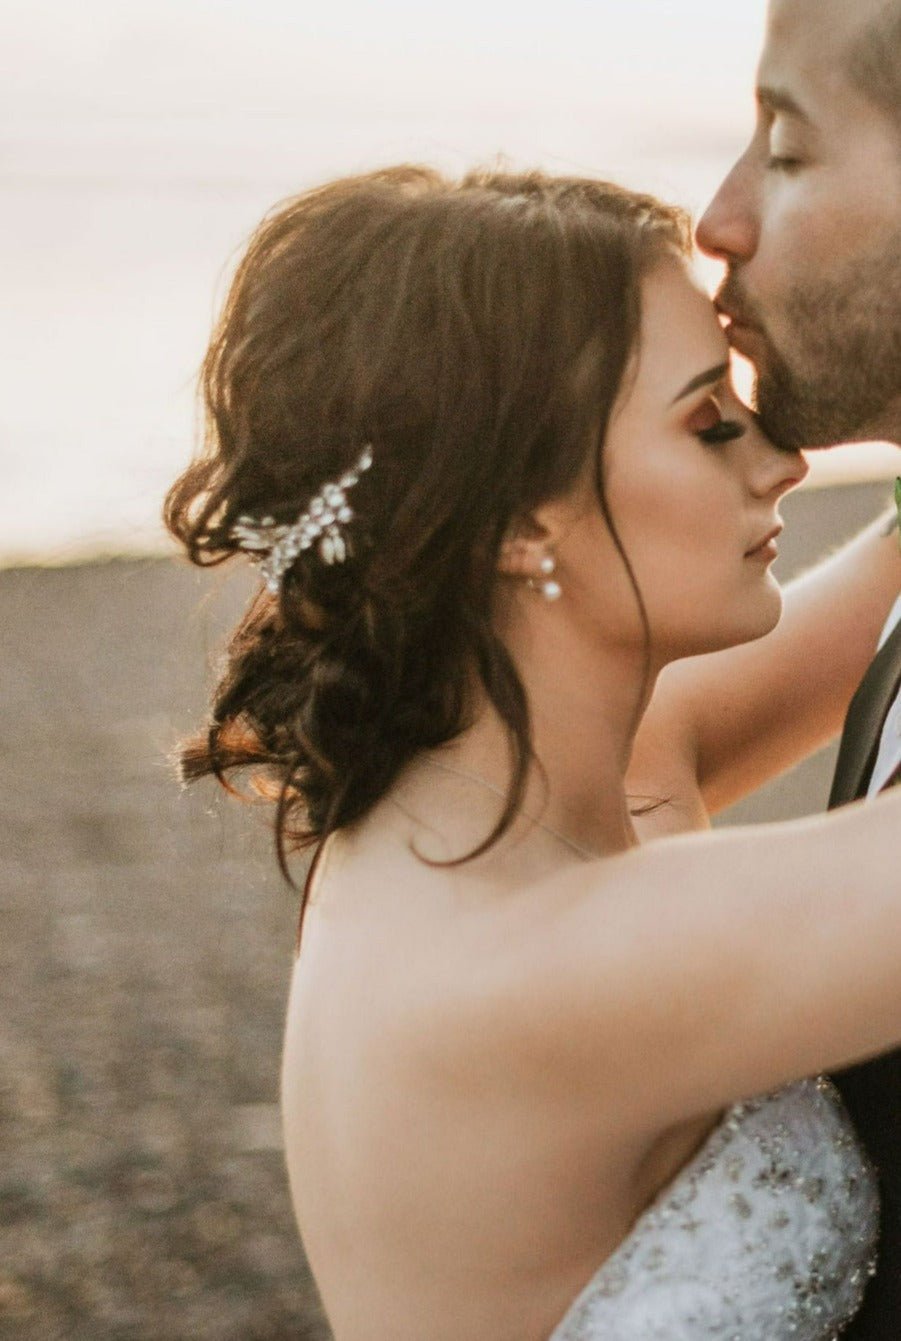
2, 557, 329, 1340
0, 477, 893, 1339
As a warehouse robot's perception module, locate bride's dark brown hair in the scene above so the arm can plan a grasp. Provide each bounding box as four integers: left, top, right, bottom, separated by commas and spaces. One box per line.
165, 165, 690, 879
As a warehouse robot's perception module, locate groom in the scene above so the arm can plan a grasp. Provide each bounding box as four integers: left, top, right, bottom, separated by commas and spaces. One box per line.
697, 0, 901, 1333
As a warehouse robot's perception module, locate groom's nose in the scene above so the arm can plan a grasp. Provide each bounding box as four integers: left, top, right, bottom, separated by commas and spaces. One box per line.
696, 155, 760, 265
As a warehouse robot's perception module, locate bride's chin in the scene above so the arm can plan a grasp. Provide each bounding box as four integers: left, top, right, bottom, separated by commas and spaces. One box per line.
719, 587, 784, 651
663, 590, 784, 660
754, 580, 785, 633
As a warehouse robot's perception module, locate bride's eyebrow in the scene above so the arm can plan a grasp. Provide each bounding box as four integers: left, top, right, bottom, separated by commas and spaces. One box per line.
670, 362, 729, 406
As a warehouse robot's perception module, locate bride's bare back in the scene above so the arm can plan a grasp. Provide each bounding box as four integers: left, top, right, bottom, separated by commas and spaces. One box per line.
281, 764, 900, 1340
282, 797, 723, 1341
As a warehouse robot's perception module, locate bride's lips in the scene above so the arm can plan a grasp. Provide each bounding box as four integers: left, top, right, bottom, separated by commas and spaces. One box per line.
725, 321, 764, 359
745, 523, 784, 562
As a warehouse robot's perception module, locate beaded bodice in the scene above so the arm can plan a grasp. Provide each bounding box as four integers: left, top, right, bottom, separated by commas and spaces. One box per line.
549, 1077, 879, 1340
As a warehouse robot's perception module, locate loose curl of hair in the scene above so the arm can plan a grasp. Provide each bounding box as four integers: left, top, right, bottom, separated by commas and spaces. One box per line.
165, 165, 690, 881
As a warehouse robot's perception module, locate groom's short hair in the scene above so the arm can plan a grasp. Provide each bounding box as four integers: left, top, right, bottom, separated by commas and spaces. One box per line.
849, 0, 901, 125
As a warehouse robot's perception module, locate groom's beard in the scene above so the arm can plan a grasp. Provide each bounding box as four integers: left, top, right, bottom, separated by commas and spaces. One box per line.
718, 241, 901, 451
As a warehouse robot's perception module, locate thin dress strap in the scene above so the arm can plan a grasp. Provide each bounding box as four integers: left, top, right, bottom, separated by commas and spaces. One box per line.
294, 834, 335, 960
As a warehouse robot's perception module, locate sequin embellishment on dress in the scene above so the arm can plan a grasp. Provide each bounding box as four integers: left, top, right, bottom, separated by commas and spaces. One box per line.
549, 1078, 878, 1340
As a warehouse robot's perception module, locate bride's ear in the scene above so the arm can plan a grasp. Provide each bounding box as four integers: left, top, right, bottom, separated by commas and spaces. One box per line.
497, 513, 555, 580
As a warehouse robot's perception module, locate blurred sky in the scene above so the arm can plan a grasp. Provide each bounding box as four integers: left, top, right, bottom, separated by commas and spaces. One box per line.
2, 0, 764, 136
0, 0, 895, 563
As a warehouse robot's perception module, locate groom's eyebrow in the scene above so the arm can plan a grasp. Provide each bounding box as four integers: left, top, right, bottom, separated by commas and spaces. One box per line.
757, 85, 812, 123
670, 362, 729, 405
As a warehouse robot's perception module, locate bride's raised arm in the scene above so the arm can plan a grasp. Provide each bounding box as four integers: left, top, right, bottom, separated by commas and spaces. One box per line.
482, 785, 901, 1133
630, 505, 900, 814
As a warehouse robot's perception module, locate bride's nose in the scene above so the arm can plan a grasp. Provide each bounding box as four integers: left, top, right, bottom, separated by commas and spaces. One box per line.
745, 426, 809, 500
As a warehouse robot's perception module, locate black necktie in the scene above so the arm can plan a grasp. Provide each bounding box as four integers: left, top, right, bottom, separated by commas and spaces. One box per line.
829, 616, 901, 808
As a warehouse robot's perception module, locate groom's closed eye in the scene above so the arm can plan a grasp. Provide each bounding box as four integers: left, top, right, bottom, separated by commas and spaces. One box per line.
757, 86, 816, 174
766, 123, 807, 174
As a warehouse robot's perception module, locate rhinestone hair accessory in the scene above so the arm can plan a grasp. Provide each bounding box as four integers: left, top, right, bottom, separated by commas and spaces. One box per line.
230, 444, 373, 594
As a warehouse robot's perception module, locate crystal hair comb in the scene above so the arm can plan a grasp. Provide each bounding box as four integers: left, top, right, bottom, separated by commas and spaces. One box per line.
230, 444, 373, 594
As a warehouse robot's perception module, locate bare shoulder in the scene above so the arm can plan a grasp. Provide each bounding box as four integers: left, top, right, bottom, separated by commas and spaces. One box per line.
391, 848, 668, 1134
295, 788, 901, 1156
480, 789, 901, 1139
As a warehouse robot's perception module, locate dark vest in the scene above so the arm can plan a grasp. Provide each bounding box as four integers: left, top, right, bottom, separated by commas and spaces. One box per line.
828, 616, 901, 1340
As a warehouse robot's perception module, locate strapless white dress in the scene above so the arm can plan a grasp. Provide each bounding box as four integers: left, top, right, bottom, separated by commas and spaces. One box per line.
549, 1077, 879, 1340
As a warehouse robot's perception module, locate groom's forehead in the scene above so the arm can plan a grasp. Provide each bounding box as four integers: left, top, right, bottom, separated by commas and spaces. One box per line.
761, 0, 901, 132
763, 0, 892, 86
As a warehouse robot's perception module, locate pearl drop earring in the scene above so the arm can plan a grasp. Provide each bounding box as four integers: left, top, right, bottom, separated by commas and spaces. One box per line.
529, 553, 562, 602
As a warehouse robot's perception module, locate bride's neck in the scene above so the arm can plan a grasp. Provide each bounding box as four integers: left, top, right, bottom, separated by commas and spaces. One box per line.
434, 618, 657, 858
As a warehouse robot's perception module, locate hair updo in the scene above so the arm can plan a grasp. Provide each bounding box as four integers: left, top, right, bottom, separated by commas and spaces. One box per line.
165, 164, 690, 877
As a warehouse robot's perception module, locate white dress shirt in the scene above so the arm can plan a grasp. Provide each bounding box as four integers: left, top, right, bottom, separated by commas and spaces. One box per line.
866, 593, 901, 797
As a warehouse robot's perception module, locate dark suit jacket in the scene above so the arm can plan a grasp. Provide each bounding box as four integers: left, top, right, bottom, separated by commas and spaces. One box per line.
828, 615, 901, 1340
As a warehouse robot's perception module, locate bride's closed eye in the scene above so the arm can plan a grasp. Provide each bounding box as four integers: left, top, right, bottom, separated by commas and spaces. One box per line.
690, 396, 747, 446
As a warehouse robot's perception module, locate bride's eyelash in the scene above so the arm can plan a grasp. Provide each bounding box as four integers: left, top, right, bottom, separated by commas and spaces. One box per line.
689, 391, 747, 446
697, 419, 747, 445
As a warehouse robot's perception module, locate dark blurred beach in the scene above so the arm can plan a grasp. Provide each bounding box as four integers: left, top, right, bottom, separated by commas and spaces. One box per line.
1, 558, 328, 1340
0, 478, 892, 1340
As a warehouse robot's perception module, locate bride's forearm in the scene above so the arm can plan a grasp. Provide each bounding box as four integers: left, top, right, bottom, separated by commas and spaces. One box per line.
540, 784, 901, 1123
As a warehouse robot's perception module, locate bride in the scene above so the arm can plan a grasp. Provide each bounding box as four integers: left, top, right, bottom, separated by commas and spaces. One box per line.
166, 166, 901, 1339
